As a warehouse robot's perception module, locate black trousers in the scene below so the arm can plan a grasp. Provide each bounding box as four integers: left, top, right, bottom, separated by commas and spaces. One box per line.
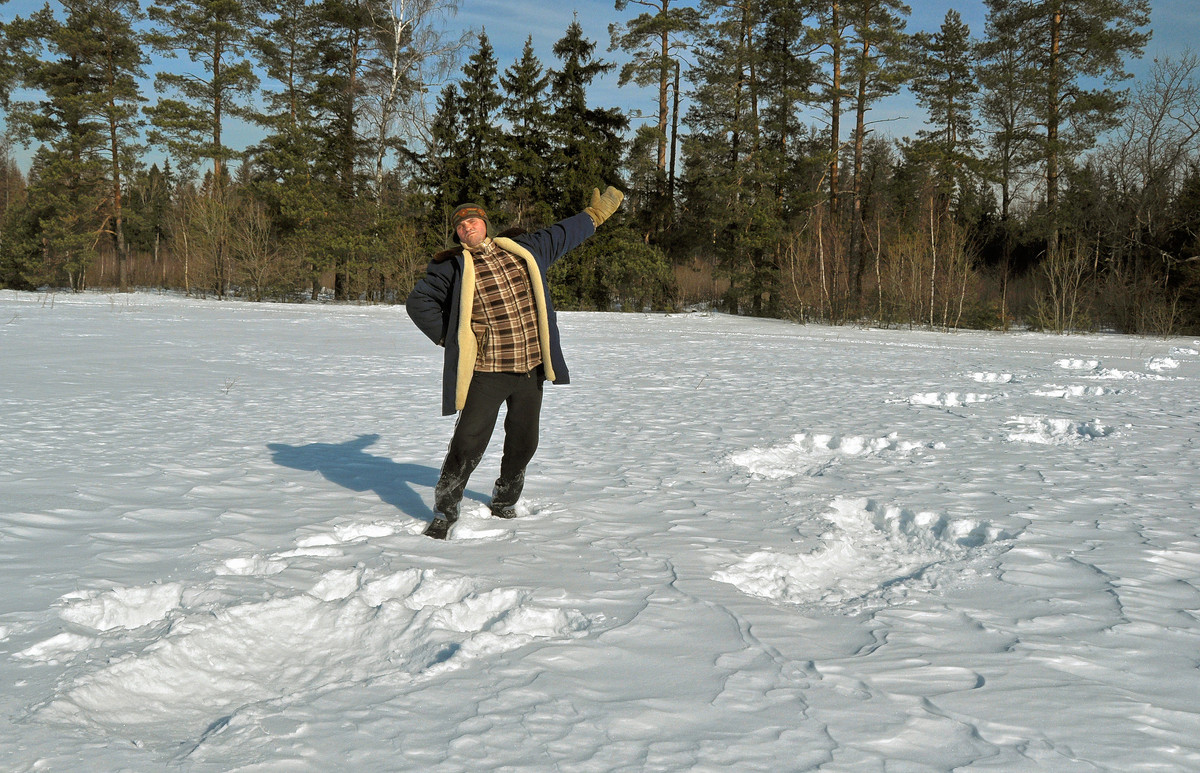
434, 368, 544, 518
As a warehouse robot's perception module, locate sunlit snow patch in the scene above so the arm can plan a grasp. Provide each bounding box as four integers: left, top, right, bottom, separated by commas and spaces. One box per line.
56, 583, 184, 632
1004, 416, 1114, 444
713, 497, 1011, 606
15, 632, 100, 664
214, 556, 287, 577
970, 372, 1013, 383
729, 432, 929, 479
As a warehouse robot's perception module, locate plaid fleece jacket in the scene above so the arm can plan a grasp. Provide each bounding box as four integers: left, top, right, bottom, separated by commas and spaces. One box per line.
406, 212, 596, 415
466, 239, 542, 373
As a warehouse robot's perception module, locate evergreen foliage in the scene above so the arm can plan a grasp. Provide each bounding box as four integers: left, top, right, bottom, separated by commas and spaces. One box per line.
5, 2, 1198, 334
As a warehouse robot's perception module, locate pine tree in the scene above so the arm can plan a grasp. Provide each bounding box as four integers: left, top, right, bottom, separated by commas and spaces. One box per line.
247, 0, 322, 177
977, 4, 1039, 316
0, 15, 15, 108
76, 0, 148, 291
609, 0, 700, 185
984, 0, 1151, 262
307, 0, 396, 299
844, 0, 909, 301
682, 0, 784, 315
146, 0, 259, 183
5, 5, 116, 291
760, 0, 818, 202
804, 0, 852, 228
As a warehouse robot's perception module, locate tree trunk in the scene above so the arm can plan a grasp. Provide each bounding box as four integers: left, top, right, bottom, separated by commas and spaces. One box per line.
1046, 8, 1062, 262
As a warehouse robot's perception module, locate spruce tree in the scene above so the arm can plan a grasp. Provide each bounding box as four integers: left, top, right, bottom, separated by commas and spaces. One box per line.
500, 37, 553, 226
422, 84, 467, 240
547, 18, 627, 217
457, 30, 503, 207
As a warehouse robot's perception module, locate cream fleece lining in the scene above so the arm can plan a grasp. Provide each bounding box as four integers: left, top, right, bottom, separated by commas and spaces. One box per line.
453, 238, 556, 411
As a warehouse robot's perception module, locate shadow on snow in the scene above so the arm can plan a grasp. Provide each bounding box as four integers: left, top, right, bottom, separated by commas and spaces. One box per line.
266, 434, 483, 524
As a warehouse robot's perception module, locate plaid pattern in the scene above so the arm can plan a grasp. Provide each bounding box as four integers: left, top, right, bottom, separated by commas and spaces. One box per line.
469, 240, 542, 373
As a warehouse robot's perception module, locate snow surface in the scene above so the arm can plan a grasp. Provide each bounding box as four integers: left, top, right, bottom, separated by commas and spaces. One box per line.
1, 290, 1199, 771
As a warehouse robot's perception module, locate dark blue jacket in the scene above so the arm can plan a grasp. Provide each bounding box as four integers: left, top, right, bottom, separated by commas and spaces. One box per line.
406, 212, 596, 415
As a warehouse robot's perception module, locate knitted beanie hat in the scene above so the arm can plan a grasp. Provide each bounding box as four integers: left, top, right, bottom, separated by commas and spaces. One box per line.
450, 203, 490, 243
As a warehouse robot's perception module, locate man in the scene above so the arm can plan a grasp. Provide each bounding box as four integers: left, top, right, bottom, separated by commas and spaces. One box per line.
406, 186, 624, 539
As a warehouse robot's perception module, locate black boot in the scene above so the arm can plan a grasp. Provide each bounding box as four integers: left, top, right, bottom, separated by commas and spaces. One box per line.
426, 462, 470, 539
423, 515, 454, 539
490, 472, 524, 519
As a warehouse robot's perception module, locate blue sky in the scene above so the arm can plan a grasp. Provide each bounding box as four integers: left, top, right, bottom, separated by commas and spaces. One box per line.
2, 0, 1194, 170
469, 0, 1194, 141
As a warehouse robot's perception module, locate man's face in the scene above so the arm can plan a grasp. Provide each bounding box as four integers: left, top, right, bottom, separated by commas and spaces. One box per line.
455, 216, 487, 248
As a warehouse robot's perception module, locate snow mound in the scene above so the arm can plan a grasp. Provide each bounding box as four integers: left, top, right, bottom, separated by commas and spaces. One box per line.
1147, 357, 1179, 372
729, 432, 928, 479
1169, 347, 1198, 356
1033, 385, 1120, 399
714, 497, 1013, 606
1086, 368, 1168, 381
32, 568, 590, 738
970, 372, 1013, 383
906, 391, 1001, 407
1004, 416, 1114, 444
1055, 359, 1100, 371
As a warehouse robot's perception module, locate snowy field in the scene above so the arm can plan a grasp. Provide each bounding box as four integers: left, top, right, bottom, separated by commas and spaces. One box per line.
1, 289, 1198, 772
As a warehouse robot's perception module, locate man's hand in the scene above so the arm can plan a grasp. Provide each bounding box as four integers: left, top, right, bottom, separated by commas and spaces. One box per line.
585, 185, 624, 227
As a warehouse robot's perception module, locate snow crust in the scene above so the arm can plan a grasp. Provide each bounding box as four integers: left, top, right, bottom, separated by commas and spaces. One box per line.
1, 291, 1198, 771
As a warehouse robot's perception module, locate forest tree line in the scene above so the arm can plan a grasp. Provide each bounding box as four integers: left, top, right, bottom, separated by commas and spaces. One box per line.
2, 0, 1198, 334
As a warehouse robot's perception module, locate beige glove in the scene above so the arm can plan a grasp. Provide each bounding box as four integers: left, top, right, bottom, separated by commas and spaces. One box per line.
585, 185, 624, 227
